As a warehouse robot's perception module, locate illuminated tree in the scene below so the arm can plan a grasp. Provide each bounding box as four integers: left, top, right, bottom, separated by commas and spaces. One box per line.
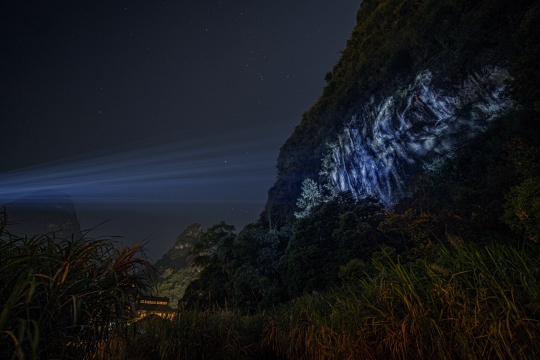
295, 178, 327, 219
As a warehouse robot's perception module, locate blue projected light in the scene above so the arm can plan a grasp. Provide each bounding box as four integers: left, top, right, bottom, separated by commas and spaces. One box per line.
320, 67, 514, 206
0, 130, 278, 206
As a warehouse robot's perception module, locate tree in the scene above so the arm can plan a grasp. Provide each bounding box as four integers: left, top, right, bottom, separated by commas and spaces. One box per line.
282, 194, 386, 297
503, 177, 540, 242
509, 2, 540, 111
191, 221, 236, 269
182, 222, 236, 308
182, 222, 291, 311
295, 178, 328, 219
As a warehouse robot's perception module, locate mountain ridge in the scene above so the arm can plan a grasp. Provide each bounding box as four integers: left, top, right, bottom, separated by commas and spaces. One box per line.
262, 0, 537, 224
3, 190, 81, 239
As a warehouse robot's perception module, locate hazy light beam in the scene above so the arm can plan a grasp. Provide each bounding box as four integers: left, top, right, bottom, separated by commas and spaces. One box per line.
0, 130, 279, 205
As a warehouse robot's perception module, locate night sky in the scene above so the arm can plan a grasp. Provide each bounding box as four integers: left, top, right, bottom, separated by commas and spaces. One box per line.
1, 1, 359, 260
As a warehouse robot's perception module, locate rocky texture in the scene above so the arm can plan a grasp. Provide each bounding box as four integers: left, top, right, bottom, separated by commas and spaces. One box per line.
154, 223, 202, 271
262, 0, 533, 224
153, 223, 202, 308
319, 67, 513, 206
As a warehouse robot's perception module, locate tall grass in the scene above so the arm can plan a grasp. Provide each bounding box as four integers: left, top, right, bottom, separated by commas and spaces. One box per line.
7, 228, 532, 359
123, 241, 540, 359
261, 242, 540, 359
0, 232, 151, 359
126, 308, 267, 359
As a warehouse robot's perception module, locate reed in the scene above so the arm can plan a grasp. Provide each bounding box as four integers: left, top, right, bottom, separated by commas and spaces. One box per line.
261, 242, 540, 359
5, 229, 536, 359
127, 308, 267, 359
0, 232, 150, 359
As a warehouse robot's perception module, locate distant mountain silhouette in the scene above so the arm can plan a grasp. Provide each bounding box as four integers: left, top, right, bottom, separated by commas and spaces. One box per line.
3, 190, 81, 239
155, 223, 202, 271
152, 223, 202, 308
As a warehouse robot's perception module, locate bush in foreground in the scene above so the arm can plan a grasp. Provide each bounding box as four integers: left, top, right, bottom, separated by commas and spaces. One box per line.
0, 232, 150, 359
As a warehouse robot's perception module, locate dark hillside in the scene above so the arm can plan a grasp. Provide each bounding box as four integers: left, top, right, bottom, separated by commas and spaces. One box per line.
263, 0, 538, 225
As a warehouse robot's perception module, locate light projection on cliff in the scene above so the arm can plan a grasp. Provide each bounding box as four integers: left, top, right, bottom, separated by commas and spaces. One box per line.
297, 67, 514, 214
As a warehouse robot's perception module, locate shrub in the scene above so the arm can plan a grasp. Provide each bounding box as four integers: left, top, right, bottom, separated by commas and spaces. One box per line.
0, 232, 150, 359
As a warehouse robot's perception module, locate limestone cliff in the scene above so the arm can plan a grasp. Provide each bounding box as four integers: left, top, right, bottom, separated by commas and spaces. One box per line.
263, 0, 537, 224
153, 223, 202, 308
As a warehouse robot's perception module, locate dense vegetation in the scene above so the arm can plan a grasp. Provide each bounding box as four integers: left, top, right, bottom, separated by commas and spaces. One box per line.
264, 0, 540, 225
141, 105, 540, 359
149, 0, 540, 357
0, 228, 151, 359
2, 0, 539, 358
152, 224, 202, 309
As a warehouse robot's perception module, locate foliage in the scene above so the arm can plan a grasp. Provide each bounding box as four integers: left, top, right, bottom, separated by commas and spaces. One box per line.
126, 309, 267, 360
153, 267, 198, 309
0, 232, 151, 359
508, 2, 540, 111
338, 258, 370, 284
377, 208, 463, 260
224, 225, 290, 311
501, 138, 540, 243
262, 242, 540, 359
264, 0, 539, 225
181, 222, 236, 309
294, 178, 330, 219
503, 177, 540, 242
182, 222, 290, 312
506, 138, 540, 179
280, 194, 388, 298
190, 221, 236, 270
137, 242, 540, 360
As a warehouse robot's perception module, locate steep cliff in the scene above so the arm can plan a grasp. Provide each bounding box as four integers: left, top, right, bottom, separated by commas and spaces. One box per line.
263, 0, 538, 224
153, 223, 202, 308
154, 223, 202, 271
320, 67, 512, 206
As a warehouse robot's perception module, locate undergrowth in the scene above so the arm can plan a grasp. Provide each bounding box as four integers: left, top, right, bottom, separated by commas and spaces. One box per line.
127, 241, 540, 359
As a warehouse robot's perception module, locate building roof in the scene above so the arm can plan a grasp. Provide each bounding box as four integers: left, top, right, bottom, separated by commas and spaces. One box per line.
136, 296, 175, 313
137, 303, 175, 313
138, 295, 170, 302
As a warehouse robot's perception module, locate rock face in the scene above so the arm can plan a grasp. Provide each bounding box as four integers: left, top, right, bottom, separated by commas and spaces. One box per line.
3, 190, 81, 239
154, 223, 202, 271
152, 223, 202, 308
319, 67, 513, 206
262, 0, 531, 224
265, 67, 514, 223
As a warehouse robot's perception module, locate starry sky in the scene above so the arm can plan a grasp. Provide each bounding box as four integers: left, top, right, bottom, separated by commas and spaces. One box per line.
1, 0, 359, 260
